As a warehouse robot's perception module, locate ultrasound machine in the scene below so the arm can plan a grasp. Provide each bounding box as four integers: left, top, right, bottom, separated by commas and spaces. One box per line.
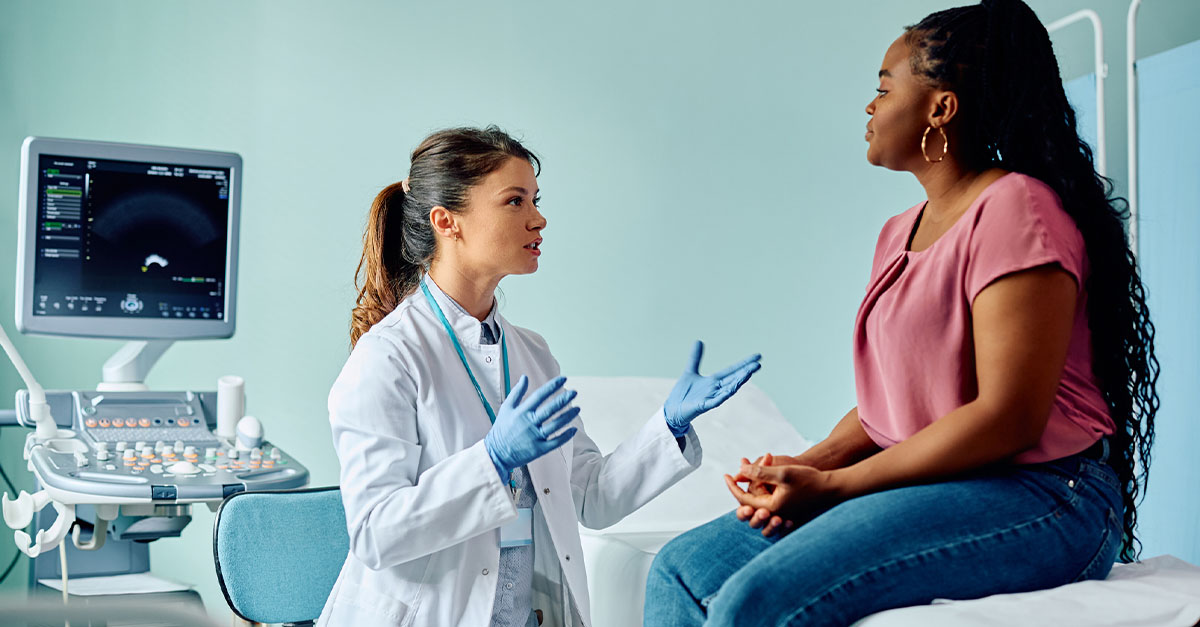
0, 137, 309, 613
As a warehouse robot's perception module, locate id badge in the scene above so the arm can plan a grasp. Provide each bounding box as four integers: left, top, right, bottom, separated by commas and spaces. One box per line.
500, 508, 533, 548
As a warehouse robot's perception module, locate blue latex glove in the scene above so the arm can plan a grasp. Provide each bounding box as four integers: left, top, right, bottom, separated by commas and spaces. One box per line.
664, 341, 763, 437
485, 375, 580, 480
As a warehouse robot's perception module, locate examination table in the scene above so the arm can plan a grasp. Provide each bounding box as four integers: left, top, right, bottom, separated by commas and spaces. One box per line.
570, 377, 1200, 627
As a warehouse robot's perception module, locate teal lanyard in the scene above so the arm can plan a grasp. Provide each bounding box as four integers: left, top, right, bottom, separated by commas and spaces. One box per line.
420, 280, 511, 423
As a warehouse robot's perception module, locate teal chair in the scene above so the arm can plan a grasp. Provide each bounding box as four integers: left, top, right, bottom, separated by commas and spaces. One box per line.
213, 487, 348, 626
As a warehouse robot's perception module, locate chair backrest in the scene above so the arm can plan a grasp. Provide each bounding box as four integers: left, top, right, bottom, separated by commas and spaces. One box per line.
213, 486, 348, 625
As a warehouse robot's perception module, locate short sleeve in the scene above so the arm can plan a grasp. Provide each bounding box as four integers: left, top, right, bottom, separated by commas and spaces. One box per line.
964, 176, 1087, 304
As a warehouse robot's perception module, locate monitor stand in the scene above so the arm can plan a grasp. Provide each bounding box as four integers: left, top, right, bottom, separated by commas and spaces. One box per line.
98, 341, 174, 392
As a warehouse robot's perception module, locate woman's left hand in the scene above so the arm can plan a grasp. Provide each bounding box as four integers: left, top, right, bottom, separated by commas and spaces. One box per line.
735, 453, 795, 534
725, 461, 841, 536
663, 340, 762, 437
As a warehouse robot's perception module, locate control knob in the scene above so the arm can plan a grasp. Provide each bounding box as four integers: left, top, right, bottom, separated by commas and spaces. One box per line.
167, 461, 200, 475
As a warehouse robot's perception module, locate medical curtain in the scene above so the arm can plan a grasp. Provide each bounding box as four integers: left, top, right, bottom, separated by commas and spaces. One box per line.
1134, 38, 1200, 567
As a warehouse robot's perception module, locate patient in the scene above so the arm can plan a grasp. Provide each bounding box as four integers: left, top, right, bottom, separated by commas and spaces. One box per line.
644, 1, 1160, 625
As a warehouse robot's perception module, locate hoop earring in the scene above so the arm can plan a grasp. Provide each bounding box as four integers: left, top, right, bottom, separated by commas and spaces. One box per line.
921, 126, 949, 163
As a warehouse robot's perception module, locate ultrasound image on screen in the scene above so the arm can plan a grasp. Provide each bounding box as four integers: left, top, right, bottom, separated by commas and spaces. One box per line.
32, 152, 231, 320
85, 172, 227, 295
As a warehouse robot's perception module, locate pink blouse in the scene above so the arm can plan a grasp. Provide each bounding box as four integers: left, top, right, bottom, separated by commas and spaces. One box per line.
853, 172, 1114, 464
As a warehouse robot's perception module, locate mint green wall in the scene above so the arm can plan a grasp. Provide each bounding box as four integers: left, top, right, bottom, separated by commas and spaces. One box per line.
1, 0, 1197, 616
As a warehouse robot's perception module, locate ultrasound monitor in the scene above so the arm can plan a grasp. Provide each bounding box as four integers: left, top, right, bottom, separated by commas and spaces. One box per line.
16, 137, 241, 340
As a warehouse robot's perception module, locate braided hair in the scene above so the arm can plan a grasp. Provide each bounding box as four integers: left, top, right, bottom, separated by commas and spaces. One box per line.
905, 0, 1160, 562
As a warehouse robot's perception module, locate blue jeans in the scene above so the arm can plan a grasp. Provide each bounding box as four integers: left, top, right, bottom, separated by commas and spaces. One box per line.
644, 449, 1123, 627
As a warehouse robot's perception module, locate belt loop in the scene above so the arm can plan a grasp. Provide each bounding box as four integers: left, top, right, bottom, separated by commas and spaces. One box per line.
1100, 437, 1110, 464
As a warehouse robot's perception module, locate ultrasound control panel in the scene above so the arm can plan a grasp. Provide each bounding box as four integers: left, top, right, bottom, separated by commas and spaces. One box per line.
15, 389, 309, 504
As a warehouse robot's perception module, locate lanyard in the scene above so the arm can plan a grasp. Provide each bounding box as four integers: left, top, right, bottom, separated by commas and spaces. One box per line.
420, 280, 511, 423
422, 280, 528, 515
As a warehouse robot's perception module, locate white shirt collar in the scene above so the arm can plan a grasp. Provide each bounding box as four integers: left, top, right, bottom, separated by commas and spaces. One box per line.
421, 274, 500, 346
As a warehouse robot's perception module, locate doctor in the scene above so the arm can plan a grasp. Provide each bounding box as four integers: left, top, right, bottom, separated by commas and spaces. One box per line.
318, 126, 761, 627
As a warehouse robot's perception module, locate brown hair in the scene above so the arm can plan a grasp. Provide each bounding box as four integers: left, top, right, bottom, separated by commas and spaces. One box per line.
350, 126, 540, 347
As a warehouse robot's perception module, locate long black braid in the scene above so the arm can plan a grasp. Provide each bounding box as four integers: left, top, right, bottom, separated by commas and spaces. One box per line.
905, 0, 1160, 563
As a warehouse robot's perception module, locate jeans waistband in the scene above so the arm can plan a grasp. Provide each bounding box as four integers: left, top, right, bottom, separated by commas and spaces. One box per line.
1079, 437, 1110, 464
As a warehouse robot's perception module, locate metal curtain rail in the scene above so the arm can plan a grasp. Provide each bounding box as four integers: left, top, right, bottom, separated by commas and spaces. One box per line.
1046, 9, 1108, 179
1127, 0, 1144, 257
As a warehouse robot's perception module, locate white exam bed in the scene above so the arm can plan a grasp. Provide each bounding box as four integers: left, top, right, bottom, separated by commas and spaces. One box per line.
570, 376, 1200, 627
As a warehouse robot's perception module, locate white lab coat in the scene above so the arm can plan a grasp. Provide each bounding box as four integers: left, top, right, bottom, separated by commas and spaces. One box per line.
317, 282, 702, 627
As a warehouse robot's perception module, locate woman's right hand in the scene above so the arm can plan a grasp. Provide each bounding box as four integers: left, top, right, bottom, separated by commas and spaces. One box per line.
735, 453, 801, 536
484, 375, 580, 479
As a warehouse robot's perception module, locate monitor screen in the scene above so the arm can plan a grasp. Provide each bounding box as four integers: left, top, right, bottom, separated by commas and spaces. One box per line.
17, 138, 241, 339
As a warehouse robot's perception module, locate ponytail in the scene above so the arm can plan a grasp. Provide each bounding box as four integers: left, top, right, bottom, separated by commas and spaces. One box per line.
350, 182, 420, 348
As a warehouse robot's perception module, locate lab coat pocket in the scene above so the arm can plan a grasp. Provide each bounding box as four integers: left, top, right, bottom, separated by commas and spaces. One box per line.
327, 580, 414, 626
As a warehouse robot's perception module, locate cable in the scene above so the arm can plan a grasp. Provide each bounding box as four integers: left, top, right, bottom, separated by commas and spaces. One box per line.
60, 541, 70, 627
0, 458, 16, 495
0, 457, 17, 496
0, 426, 27, 586
0, 423, 16, 494
0, 545, 19, 585
0, 430, 74, 627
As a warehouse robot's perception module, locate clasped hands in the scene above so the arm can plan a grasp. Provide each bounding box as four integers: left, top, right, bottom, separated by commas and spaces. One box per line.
724, 453, 842, 538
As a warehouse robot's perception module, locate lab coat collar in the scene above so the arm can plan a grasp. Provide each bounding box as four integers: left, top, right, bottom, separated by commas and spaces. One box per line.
421, 273, 500, 347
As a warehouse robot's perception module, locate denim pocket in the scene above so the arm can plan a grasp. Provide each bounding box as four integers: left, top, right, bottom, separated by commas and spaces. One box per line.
1079, 458, 1123, 496
1018, 460, 1082, 505
1073, 507, 1122, 582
